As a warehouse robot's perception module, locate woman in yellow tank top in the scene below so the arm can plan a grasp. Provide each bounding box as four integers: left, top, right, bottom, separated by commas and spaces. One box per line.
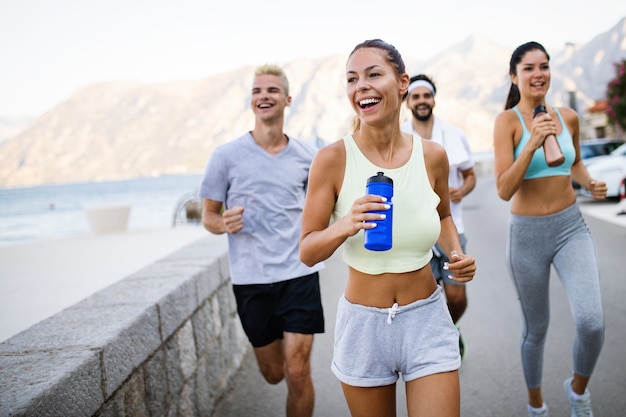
299, 39, 476, 417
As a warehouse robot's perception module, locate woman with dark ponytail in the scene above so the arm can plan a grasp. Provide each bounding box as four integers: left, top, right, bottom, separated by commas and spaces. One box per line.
504, 41, 547, 110
493, 41, 607, 417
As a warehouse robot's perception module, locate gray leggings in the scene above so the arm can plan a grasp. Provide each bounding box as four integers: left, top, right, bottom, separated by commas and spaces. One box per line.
506, 203, 605, 389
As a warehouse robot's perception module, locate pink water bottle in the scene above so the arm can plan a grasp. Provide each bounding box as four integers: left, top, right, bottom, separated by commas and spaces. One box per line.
533, 104, 565, 167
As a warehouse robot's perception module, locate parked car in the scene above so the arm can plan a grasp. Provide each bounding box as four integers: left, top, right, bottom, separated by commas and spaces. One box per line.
572, 138, 624, 189
579, 138, 624, 159
579, 143, 626, 199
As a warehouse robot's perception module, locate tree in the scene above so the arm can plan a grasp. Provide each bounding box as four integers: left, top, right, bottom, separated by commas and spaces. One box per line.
606, 59, 626, 132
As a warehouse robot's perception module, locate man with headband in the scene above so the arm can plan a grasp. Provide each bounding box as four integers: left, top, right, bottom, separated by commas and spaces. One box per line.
401, 74, 476, 359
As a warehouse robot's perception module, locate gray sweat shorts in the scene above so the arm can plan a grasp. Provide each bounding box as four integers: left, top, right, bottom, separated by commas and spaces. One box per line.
331, 286, 461, 387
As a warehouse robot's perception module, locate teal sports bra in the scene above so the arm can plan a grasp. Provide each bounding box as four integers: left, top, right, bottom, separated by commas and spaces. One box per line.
512, 106, 576, 179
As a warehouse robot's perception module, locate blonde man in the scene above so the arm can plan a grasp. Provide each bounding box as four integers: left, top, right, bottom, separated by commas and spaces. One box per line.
199, 64, 324, 417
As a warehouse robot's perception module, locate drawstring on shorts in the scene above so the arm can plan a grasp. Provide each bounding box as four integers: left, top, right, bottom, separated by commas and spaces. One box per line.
387, 302, 399, 324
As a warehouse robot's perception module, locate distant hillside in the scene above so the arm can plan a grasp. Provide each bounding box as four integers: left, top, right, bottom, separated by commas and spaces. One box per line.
0, 116, 34, 145
0, 17, 624, 188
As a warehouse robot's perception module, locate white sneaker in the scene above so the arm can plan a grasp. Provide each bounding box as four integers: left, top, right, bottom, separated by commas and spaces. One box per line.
563, 377, 594, 417
527, 403, 549, 417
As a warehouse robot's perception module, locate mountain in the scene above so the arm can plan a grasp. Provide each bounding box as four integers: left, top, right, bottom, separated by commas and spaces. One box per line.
0, 116, 34, 146
1, 18, 625, 188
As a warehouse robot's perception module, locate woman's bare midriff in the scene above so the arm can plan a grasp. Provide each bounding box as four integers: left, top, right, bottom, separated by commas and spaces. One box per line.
344, 265, 438, 308
511, 176, 577, 216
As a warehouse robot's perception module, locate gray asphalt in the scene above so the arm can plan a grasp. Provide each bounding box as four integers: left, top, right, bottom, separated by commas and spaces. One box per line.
212, 175, 626, 417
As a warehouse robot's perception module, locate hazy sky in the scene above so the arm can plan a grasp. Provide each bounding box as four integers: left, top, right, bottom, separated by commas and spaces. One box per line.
1, 0, 624, 117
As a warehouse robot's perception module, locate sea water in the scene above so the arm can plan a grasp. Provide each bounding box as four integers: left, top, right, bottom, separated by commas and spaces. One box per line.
0, 174, 204, 247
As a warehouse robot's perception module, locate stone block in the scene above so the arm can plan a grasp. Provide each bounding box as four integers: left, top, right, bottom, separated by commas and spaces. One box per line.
142, 349, 169, 417
176, 320, 198, 380
0, 350, 102, 417
0, 304, 161, 398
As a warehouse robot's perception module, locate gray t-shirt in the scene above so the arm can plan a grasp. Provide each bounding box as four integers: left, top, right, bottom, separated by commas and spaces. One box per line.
199, 132, 324, 285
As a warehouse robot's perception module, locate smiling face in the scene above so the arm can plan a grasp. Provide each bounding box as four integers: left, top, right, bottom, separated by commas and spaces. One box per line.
511, 48, 551, 101
346, 47, 408, 128
406, 86, 435, 122
250, 74, 291, 122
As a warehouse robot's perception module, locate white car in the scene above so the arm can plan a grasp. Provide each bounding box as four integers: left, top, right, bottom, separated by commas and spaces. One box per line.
581, 143, 626, 199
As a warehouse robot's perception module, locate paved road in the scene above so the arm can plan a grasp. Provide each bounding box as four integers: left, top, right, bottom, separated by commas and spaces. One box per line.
212, 176, 626, 417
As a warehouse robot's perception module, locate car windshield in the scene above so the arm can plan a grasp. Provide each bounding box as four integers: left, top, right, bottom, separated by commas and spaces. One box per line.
580, 146, 600, 159
610, 143, 626, 156
580, 140, 624, 159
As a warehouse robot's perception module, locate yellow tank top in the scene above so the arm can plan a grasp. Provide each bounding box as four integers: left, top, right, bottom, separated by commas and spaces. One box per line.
333, 134, 441, 274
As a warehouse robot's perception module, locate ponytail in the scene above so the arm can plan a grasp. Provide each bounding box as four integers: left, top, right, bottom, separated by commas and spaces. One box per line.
505, 84, 520, 110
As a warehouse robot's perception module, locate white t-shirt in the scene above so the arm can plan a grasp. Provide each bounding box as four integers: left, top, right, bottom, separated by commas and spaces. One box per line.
401, 116, 474, 234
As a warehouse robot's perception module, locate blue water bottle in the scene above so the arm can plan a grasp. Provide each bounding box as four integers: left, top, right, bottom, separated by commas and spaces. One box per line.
364, 171, 393, 251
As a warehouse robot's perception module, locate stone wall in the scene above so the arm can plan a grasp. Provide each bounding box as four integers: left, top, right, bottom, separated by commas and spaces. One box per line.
0, 235, 249, 417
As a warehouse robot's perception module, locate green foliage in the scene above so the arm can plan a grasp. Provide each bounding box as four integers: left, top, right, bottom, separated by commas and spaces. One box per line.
606, 59, 626, 131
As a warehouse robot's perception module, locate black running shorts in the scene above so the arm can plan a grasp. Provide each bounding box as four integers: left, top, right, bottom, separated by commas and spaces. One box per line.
232, 272, 325, 348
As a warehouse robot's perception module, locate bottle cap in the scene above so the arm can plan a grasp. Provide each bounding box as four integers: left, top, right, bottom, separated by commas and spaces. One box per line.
367, 171, 393, 185
533, 104, 547, 118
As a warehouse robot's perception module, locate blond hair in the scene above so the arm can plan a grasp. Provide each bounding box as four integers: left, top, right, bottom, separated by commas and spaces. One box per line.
254, 64, 290, 96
